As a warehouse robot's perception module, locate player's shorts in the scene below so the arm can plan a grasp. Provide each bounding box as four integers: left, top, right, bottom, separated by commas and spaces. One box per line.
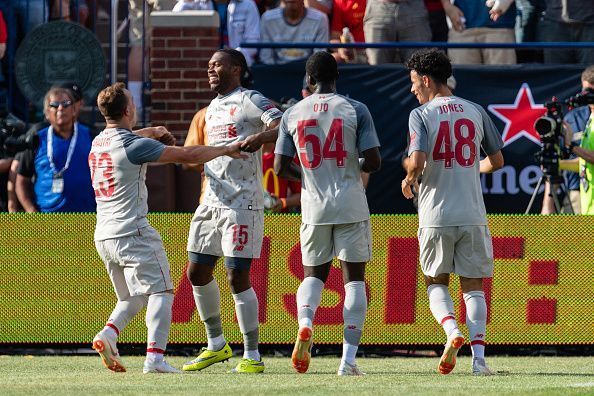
95, 226, 173, 299
187, 205, 264, 259
300, 220, 372, 266
418, 225, 494, 278
128, 0, 176, 46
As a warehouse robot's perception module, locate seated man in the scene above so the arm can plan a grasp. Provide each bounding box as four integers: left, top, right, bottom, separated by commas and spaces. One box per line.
259, 0, 329, 64
15, 86, 96, 212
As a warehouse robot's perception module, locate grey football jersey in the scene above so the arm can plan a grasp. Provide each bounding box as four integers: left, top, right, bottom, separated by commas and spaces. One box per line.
90, 128, 165, 241
203, 87, 282, 210
276, 93, 380, 225
408, 96, 503, 227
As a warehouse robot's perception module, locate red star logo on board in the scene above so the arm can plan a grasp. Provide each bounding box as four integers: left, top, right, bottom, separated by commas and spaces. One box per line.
488, 83, 546, 147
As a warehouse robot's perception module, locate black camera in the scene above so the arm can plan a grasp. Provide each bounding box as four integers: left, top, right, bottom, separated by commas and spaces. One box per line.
566, 87, 594, 108
533, 98, 565, 183
0, 112, 38, 157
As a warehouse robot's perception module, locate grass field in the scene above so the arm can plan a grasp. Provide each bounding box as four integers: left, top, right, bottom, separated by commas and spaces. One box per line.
1, 355, 593, 395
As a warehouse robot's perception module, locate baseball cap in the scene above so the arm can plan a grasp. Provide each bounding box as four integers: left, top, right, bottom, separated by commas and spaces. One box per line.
57, 82, 83, 102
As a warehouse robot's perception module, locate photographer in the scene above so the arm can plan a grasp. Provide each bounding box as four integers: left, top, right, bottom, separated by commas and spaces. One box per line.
15, 86, 96, 213
560, 104, 594, 215
542, 66, 594, 214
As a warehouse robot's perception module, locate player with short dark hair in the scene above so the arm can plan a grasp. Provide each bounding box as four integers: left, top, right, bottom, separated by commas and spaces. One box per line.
275, 51, 381, 376
90, 83, 244, 374
182, 49, 283, 374
403, 49, 504, 376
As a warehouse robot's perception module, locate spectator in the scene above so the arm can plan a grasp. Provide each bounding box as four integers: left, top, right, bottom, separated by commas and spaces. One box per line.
330, 0, 367, 64
173, 0, 213, 11
363, 0, 431, 65
305, 0, 332, 16
262, 142, 301, 212
127, 0, 176, 118
259, 0, 329, 65
542, 67, 594, 214
557, 67, 594, 215
1, 0, 49, 120
442, 0, 516, 65
537, 0, 594, 65
227, 0, 261, 66
0, 7, 6, 110
15, 86, 96, 212
424, 0, 448, 42
515, 0, 544, 63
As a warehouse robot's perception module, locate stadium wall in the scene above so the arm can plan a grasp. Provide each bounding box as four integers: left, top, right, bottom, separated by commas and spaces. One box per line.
0, 214, 592, 346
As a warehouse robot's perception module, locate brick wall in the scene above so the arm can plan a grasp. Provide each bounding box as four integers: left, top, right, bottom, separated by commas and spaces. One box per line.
150, 11, 220, 142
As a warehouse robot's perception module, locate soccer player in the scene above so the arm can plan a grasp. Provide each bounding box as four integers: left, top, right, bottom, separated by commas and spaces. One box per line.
274, 51, 381, 376
90, 82, 245, 374
402, 49, 504, 376
182, 49, 283, 374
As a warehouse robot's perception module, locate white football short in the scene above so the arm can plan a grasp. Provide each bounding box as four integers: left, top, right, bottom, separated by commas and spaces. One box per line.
95, 226, 173, 299
187, 205, 264, 259
300, 220, 372, 266
418, 225, 494, 278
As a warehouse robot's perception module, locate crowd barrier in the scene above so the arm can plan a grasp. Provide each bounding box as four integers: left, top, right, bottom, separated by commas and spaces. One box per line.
0, 214, 592, 346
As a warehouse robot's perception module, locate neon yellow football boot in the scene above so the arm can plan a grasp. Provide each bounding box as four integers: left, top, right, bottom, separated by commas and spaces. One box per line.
182, 343, 232, 371
230, 358, 265, 373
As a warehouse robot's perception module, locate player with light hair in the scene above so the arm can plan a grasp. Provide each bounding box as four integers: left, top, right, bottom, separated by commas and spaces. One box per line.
275, 51, 381, 376
182, 49, 283, 374
90, 82, 245, 374
402, 49, 504, 375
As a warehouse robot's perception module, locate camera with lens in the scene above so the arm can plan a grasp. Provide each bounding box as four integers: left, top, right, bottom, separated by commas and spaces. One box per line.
533, 98, 565, 183
0, 112, 38, 157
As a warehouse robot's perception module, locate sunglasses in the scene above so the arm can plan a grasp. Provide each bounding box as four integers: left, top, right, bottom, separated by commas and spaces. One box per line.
49, 100, 73, 109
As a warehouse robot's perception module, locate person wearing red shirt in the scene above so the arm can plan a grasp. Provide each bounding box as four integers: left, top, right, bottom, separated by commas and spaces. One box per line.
262, 142, 301, 212
330, 0, 367, 63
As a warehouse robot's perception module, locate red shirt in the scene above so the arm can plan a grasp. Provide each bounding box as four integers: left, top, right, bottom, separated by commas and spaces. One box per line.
262, 151, 301, 212
330, 0, 366, 43
0, 11, 7, 44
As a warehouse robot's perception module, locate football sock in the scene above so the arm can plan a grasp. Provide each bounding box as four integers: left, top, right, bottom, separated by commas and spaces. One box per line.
104, 294, 148, 337
342, 281, 367, 365
233, 288, 260, 361
464, 291, 487, 359
145, 292, 174, 356
193, 279, 226, 351
427, 284, 460, 338
296, 276, 324, 329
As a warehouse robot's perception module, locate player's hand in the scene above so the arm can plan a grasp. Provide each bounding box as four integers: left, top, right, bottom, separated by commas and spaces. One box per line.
240, 134, 263, 153
226, 142, 249, 159
401, 178, 419, 199
270, 195, 284, 212
443, 4, 465, 31
154, 126, 176, 146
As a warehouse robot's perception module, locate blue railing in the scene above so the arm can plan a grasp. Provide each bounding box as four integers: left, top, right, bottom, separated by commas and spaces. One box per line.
241, 41, 594, 49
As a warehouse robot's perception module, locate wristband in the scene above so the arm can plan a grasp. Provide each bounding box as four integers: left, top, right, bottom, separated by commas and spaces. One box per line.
280, 198, 287, 209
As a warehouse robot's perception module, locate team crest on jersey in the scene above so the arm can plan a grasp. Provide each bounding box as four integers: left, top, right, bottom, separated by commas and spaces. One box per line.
229, 106, 237, 117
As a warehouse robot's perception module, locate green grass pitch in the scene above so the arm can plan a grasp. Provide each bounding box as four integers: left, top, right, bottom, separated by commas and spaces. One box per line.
1, 355, 593, 395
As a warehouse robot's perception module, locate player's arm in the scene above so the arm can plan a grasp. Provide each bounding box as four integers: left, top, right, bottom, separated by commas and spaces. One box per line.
480, 150, 504, 173
402, 150, 425, 199
240, 118, 281, 152
134, 126, 176, 146
479, 106, 505, 173
157, 142, 246, 164
274, 154, 301, 182
360, 147, 381, 173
